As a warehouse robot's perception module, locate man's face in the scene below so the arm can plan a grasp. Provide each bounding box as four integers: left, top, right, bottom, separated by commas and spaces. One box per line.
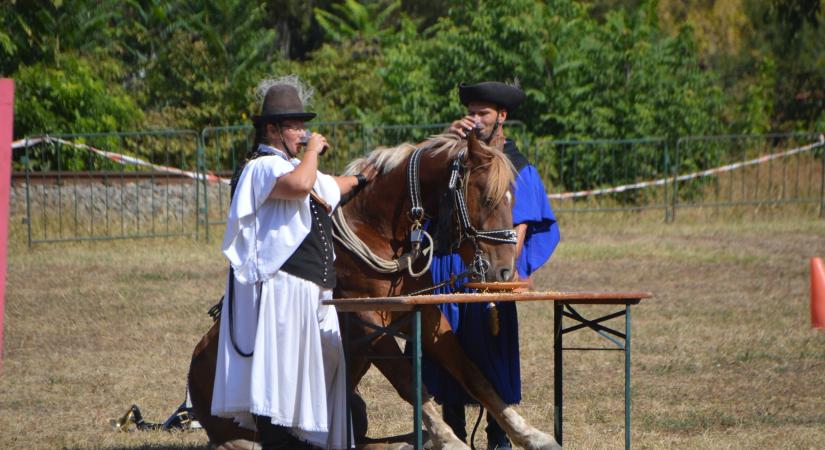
267, 119, 306, 154
467, 101, 508, 138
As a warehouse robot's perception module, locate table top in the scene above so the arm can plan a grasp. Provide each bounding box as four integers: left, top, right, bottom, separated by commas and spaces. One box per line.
324, 291, 652, 312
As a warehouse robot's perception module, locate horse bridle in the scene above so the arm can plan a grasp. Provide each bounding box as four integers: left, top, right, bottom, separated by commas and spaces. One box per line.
406, 145, 517, 282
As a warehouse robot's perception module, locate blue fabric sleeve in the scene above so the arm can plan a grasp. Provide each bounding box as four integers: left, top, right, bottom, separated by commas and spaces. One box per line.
512, 164, 560, 278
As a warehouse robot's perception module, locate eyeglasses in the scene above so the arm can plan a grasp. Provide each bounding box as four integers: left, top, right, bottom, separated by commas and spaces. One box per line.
280, 124, 306, 132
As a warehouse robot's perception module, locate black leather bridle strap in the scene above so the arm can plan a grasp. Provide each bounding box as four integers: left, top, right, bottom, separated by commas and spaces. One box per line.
407, 146, 427, 223
448, 152, 518, 245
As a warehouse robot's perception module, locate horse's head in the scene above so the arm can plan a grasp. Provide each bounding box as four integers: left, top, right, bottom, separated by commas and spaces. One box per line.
446, 131, 517, 282
414, 132, 516, 282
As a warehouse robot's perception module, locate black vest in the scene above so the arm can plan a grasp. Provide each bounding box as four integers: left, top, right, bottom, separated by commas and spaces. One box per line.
280, 196, 337, 289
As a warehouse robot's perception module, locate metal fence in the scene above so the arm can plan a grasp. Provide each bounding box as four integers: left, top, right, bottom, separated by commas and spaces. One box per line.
13, 130, 200, 246
672, 133, 825, 220
537, 133, 824, 221
534, 138, 673, 218
12, 127, 824, 246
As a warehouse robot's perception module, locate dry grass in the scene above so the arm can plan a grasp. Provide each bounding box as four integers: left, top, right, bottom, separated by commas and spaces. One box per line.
2, 213, 824, 449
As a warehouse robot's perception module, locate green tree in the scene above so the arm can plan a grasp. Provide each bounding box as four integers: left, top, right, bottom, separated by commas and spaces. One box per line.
378, 0, 724, 194
134, 0, 278, 128
315, 0, 401, 45
655, 0, 824, 132
13, 53, 142, 137
742, 0, 824, 130
2, 0, 147, 136
381, 0, 722, 138
288, 41, 387, 123
0, 0, 121, 75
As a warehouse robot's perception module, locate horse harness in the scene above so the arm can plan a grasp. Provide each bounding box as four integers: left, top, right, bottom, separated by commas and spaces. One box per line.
405, 145, 517, 286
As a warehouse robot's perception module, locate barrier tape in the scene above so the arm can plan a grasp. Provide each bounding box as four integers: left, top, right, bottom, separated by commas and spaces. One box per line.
11, 136, 229, 184
548, 134, 825, 200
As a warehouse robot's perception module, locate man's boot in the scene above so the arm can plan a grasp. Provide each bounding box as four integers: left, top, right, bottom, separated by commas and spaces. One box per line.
351, 390, 369, 442
442, 403, 467, 443
254, 415, 295, 450
254, 415, 319, 450
485, 413, 512, 450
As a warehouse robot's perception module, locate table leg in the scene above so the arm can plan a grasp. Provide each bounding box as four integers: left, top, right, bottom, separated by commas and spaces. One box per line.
554, 303, 563, 446
344, 312, 352, 449
625, 306, 631, 450
413, 308, 422, 450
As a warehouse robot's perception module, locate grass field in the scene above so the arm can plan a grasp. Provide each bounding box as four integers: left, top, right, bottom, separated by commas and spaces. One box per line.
1, 213, 824, 449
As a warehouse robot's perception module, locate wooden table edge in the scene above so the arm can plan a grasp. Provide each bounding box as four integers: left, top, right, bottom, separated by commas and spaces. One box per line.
324, 291, 652, 312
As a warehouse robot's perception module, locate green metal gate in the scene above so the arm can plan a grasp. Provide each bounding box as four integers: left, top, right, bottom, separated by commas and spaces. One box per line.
15, 130, 200, 246
15, 128, 822, 246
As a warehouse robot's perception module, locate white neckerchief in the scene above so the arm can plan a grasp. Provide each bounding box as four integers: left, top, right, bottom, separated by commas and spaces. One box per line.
258, 143, 297, 164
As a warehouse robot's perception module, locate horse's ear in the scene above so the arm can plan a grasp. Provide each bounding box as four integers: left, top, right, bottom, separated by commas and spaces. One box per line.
465, 130, 497, 165
466, 131, 484, 164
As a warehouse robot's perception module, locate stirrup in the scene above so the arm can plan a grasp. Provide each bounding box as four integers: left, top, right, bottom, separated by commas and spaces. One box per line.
109, 404, 140, 432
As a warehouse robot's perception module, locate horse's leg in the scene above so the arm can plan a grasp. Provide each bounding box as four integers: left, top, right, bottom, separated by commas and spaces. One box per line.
188, 319, 257, 448
419, 306, 562, 450
353, 311, 468, 450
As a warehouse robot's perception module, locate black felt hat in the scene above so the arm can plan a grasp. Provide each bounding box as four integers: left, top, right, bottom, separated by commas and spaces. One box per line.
252, 84, 316, 125
458, 82, 526, 112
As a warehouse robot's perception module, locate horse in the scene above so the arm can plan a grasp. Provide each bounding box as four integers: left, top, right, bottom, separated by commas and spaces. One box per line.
188, 132, 562, 450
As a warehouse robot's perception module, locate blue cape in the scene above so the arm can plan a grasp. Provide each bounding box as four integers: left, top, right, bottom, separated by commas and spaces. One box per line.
512, 164, 559, 278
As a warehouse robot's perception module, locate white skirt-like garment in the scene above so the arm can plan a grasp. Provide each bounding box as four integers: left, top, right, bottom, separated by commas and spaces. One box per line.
211, 270, 350, 449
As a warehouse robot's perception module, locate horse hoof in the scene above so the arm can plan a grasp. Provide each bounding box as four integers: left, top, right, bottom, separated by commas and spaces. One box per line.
215, 439, 258, 450
526, 434, 562, 450
437, 441, 470, 450
358, 443, 418, 450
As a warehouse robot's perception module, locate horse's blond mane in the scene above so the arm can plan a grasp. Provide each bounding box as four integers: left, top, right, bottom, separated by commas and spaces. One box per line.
344, 133, 515, 204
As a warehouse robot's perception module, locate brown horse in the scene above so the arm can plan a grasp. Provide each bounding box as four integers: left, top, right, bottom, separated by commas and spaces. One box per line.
188, 133, 561, 450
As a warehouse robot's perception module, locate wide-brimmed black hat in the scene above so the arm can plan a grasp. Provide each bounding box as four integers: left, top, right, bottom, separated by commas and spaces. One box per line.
252, 84, 316, 125
458, 82, 526, 112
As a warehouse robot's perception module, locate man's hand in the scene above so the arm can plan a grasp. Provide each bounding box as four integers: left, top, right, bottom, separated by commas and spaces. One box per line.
515, 222, 528, 259
305, 132, 329, 155
448, 115, 479, 138
332, 161, 378, 198
361, 161, 379, 182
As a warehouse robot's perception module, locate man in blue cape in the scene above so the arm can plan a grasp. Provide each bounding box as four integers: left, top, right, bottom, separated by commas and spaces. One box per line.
422, 82, 560, 449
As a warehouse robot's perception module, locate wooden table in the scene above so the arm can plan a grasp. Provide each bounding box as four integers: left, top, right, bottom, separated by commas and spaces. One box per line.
325, 291, 652, 449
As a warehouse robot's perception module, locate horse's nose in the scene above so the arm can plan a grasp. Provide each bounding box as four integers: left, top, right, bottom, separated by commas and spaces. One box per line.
498, 266, 513, 281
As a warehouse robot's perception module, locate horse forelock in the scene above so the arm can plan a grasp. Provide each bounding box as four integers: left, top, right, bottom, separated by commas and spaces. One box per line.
344, 133, 514, 204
